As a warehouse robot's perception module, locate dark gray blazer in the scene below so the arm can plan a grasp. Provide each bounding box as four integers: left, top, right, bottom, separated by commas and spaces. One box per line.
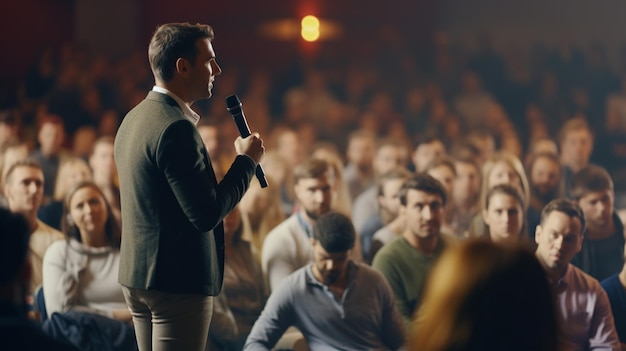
114, 91, 255, 295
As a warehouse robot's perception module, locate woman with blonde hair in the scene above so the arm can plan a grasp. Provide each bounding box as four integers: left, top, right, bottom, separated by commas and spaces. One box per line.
38, 157, 92, 230
238, 176, 285, 258
410, 239, 558, 351
260, 150, 295, 217
467, 151, 537, 241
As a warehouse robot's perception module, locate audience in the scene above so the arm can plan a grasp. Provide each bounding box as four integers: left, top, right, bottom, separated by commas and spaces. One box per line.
5, 29, 626, 351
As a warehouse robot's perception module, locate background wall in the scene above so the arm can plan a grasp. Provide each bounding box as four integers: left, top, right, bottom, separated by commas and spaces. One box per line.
438, 0, 626, 65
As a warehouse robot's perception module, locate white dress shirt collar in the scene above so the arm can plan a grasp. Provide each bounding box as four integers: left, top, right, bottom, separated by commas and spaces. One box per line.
152, 86, 200, 125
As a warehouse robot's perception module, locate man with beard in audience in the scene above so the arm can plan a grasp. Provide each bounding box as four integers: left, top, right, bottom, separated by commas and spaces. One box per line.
246, 212, 404, 351
262, 158, 335, 292
570, 165, 625, 282
372, 173, 447, 330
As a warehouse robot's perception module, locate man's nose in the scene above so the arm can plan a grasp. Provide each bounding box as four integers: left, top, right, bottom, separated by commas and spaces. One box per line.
27, 182, 38, 194
422, 206, 433, 219
553, 235, 564, 249
212, 60, 222, 76
314, 190, 325, 202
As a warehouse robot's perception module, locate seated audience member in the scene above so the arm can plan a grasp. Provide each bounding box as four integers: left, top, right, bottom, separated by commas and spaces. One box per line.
0, 140, 30, 208
71, 126, 97, 161
527, 152, 563, 231
535, 198, 620, 350
238, 177, 284, 258
88, 136, 121, 226
352, 138, 409, 234
368, 169, 413, 262
343, 130, 377, 201
363, 173, 412, 258
411, 132, 446, 173
245, 212, 405, 351
468, 151, 534, 241
0, 109, 19, 149
465, 129, 496, 166
0, 208, 80, 351
451, 156, 481, 238
197, 118, 223, 180
259, 151, 294, 217
570, 165, 624, 281
4, 160, 63, 292
262, 158, 335, 292
424, 156, 457, 237
601, 243, 626, 348
411, 240, 559, 351
42, 181, 136, 350
220, 207, 266, 349
207, 293, 239, 351
311, 144, 353, 217
481, 184, 528, 247
372, 173, 448, 328
30, 115, 69, 203
559, 117, 594, 196
524, 136, 559, 167
38, 157, 93, 230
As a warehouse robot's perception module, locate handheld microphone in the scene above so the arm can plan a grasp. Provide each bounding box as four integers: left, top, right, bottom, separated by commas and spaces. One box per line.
226, 94, 268, 188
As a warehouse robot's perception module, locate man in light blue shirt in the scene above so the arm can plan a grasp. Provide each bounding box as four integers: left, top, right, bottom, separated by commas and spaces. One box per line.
245, 212, 405, 351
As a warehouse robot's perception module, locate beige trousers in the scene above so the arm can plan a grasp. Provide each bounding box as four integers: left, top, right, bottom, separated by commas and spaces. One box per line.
122, 286, 214, 351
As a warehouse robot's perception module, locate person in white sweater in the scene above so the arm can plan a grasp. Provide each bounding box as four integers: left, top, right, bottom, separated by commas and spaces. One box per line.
42, 181, 129, 322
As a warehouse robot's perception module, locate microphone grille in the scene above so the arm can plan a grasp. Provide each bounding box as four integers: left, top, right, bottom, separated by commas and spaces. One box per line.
226, 94, 241, 109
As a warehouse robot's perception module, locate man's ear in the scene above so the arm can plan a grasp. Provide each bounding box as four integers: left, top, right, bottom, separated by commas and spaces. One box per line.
3, 184, 11, 201
535, 225, 542, 245
175, 58, 189, 76
482, 209, 489, 225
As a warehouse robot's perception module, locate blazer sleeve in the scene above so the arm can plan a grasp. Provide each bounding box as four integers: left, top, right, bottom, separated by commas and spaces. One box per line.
156, 119, 255, 233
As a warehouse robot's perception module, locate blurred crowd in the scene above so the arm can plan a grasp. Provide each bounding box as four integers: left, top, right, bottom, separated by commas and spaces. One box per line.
3, 30, 626, 350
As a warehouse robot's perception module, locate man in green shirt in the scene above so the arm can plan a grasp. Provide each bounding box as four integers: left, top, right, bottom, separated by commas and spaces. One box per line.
372, 173, 447, 328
